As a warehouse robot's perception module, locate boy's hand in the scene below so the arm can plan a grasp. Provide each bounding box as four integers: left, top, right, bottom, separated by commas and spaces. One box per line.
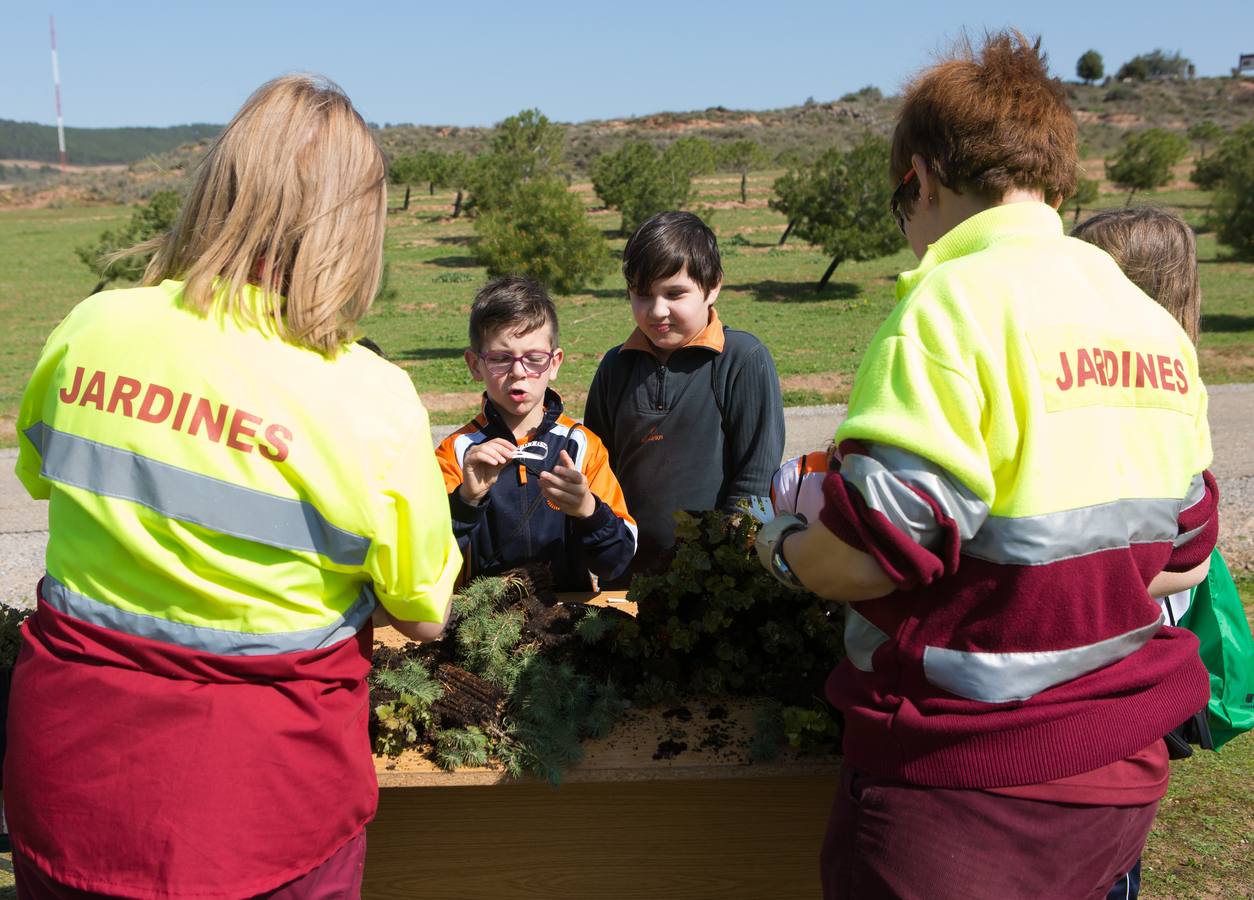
539, 450, 596, 519
459, 438, 517, 504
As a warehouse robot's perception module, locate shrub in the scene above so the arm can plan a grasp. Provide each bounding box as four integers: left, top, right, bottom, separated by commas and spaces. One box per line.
590, 140, 708, 235
473, 178, 612, 293
1192, 124, 1254, 191
1105, 129, 1189, 203
75, 189, 182, 291
1210, 129, 1254, 259
1116, 49, 1191, 82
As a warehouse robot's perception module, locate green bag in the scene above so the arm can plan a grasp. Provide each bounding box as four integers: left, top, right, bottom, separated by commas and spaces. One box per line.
1176, 550, 1254, 749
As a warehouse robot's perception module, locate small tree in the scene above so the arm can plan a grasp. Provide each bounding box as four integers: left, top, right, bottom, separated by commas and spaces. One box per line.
1076, 50, 1104, 85
389, 154, 423, 210
591, 140, 701, 236
1202, 125, 1254, 258
468, 109, 566, 213
1213, 151, 1254, 259
719, 139, 770, 203
76, 190, 182, 292
1191, 124, 1254, 191
474, 178, 612, 293
1069, 177, 1101, 224
1105, 129, 1189, 204
1116, 49, 1191, 81
664, 136, 717, 183
442, 151, 471, 218
769, 135, 904, 291
1187, 121, 1224, 159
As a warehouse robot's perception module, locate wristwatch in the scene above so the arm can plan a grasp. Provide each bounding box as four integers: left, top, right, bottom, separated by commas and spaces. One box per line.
768, 523, 809, 591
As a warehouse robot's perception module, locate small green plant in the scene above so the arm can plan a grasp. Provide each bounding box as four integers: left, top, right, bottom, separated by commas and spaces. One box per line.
0, 604, 33, 666
434, 725, 491, 770
370, 570, 629, 783
75, 189, 182, 291
616, 509, 845, 705
371, 656, 443, 757
433, 271, 475, 283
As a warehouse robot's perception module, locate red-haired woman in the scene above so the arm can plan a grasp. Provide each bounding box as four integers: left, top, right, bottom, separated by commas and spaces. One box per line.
755, 33, 1216, 899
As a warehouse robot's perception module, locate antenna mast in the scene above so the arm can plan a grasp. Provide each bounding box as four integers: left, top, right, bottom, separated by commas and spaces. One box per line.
50, 15, 67, 171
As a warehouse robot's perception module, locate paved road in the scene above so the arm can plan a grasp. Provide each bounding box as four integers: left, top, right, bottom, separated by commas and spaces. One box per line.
3, 386, 1251, 604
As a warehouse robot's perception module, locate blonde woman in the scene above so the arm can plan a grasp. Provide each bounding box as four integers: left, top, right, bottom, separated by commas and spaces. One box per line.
8, 75, 461, 898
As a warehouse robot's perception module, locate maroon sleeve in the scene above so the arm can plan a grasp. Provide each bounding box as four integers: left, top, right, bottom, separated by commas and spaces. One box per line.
1163, 470, 1219, 572
818, 440, 965, 590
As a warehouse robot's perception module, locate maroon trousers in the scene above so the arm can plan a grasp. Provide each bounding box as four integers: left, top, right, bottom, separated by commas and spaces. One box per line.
821, 768, 1158, 900
14, 830, 367, 900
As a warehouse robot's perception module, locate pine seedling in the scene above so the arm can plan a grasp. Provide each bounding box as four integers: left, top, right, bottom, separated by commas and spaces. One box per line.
456, 607, 525, 688
371, 657, 444, 757
573, 607, 616, 644
434, 726, 491, 770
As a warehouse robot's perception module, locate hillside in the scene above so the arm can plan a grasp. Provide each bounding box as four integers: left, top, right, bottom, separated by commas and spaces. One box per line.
3, 76, 1252, 207
0, 120, 222, 166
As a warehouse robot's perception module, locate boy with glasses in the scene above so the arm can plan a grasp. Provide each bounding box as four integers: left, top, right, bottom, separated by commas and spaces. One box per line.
436, 275, 637, 589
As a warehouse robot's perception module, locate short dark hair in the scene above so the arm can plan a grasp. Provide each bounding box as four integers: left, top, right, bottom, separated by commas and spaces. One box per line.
468, 275, 559, 351
622, 211, 722, 297
891, 31, 1078, 213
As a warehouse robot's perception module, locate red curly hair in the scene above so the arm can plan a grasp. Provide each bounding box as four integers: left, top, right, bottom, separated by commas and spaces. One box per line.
891, 31, 1078, 214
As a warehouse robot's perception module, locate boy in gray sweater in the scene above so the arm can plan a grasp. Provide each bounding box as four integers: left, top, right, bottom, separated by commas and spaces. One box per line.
584, 211, 785, 584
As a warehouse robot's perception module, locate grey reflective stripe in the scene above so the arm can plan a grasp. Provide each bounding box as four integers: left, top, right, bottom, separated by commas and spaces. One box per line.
26, 422, 370, 566
844, 607, 890, 673
24, 421, 46, 453
840, 445, 989, 550
964, 498, 1181, 566
1180, 472, 1207, 512
1174, 523, 1207, 548
41, 573, 376, 656
921, 616, 1163, 703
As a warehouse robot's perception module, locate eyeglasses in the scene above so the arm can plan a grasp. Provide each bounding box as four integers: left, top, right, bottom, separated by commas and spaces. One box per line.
890, 168, 918, 236
476, 350, 556, 376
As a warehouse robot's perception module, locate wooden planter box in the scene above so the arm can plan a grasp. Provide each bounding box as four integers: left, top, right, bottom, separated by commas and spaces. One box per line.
364, 593, 840, 900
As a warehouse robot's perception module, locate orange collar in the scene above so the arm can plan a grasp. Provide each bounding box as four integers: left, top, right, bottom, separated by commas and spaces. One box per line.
622, 308, 724, 357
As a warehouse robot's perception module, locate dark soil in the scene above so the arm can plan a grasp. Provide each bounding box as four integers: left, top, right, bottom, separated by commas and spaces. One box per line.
653, 739, 688, 760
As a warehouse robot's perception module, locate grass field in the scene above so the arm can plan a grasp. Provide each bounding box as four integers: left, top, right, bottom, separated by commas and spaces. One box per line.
1, 171, 1251, 441
0, 169, 1250, 896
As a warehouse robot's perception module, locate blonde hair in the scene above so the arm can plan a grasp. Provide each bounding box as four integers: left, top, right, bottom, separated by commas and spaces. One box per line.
138, 74, 387, 354
1072, 208, 1201, 344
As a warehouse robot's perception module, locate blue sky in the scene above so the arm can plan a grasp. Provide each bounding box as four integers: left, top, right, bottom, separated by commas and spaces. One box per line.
3, 1, 1252, 129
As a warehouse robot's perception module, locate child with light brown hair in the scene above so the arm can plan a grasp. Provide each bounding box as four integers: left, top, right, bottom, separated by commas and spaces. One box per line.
1074, 206, 1239, 900
1073, 207, 1201, 343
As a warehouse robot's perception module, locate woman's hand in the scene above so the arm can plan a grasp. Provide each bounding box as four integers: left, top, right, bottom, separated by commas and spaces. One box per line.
458, 438, 517, 505
539, 450, 596, 518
